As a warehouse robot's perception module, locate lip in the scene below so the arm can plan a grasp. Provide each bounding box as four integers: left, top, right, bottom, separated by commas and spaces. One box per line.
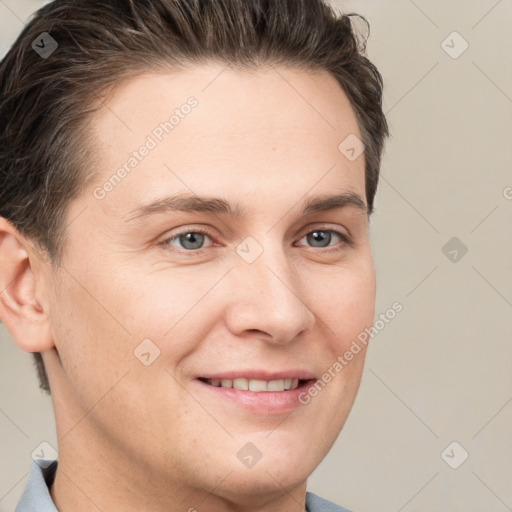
197, 370, 316, 381
193, 369, 317, 415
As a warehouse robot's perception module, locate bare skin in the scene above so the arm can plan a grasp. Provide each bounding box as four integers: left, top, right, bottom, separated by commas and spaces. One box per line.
0, 64, 375, 512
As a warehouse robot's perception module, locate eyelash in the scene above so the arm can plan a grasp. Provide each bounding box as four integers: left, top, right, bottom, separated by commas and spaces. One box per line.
160, 226, 352, 254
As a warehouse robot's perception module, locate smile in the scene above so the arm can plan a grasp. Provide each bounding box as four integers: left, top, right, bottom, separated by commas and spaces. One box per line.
199, 377, 303, 392
194, 372, 316, 414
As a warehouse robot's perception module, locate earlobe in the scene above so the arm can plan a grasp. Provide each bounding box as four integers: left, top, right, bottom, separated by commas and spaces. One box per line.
0, 218, 54, 352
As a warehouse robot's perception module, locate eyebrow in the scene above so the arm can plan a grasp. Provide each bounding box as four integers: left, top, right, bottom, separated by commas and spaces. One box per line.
123, 191, 368, 223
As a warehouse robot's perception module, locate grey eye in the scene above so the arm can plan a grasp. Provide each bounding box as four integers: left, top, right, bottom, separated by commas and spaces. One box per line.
168, 231, 211, 251
301, 230, 341, 248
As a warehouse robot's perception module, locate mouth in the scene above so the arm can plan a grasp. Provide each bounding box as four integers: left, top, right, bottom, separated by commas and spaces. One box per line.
198, 377, 308, 392
194, 373, 316, 414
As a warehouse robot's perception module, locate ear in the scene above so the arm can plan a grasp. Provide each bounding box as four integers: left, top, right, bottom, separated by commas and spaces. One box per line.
0, 217, 54, 352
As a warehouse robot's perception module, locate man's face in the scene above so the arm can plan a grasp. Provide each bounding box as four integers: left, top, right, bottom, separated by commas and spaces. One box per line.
44, 64, 375, 504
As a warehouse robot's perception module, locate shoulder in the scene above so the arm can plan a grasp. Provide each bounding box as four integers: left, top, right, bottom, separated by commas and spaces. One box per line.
305, 491, 355, 512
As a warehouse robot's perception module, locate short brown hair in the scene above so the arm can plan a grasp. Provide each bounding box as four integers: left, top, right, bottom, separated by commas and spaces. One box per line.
0, 0, 389, 394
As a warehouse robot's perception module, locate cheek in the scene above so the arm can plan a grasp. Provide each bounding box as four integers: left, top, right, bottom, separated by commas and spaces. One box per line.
305, 264, 374, 428
111, 264, 226, 362
313, 258, 376, 347
51, 255, 223, 398
48, 268, 135, 410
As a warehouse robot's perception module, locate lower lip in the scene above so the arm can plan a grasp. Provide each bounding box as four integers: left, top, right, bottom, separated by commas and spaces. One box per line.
194, 379, 316, 414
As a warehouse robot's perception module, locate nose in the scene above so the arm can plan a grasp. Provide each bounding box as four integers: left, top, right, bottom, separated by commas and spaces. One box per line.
224, 242, 315, 345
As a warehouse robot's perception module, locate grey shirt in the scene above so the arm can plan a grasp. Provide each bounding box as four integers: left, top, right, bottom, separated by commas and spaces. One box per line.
15, 459, 354, 512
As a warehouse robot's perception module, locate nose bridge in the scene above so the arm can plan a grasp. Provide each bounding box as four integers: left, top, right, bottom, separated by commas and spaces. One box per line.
227, 237, 314, 342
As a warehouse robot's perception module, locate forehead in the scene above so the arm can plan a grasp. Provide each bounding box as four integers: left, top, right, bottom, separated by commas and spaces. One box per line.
83, 64, 365, 217
92, 63, 359, 132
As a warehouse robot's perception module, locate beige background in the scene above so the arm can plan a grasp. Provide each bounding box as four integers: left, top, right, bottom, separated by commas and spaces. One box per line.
1, 1, 511, 511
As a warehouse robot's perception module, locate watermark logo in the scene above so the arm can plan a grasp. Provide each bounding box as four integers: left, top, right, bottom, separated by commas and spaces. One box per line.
441, 31, 469, 59
338, 134, 365, 162
237, 442, 262, 468
442, 236, 468, 263
31, 441, 58, 468
134, 338, 161, 366
441, 441, 469, 469
236, 236, 264, 264
32, 32, 58, 59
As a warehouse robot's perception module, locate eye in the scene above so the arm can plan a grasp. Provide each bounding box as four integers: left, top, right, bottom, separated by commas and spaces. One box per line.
297, 229, 349, 249
160, 226, 351, 254
163, 229, 214, 251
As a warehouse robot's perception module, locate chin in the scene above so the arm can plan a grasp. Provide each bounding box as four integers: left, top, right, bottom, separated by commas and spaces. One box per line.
213, 435, 318, 496
212, 463, 309, 506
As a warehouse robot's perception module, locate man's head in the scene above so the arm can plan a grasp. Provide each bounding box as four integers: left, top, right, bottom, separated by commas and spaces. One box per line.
0, 0, 388, 508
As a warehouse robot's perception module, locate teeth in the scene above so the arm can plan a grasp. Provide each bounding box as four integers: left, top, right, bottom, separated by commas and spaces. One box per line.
267, 379, 285, 391
233, 378, 249, 390
249, 379, 267, 392
207, 378, 302, 392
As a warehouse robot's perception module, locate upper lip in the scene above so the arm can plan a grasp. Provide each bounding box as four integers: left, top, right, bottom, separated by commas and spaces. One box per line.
197, 370, 316, 381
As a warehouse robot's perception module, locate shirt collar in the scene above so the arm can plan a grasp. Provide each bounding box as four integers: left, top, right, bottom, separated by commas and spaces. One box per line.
15, 459, 58, 512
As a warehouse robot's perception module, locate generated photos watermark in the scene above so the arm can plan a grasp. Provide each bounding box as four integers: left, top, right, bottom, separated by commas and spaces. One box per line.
93, 96, 198, 200
299, 301, 403, 404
